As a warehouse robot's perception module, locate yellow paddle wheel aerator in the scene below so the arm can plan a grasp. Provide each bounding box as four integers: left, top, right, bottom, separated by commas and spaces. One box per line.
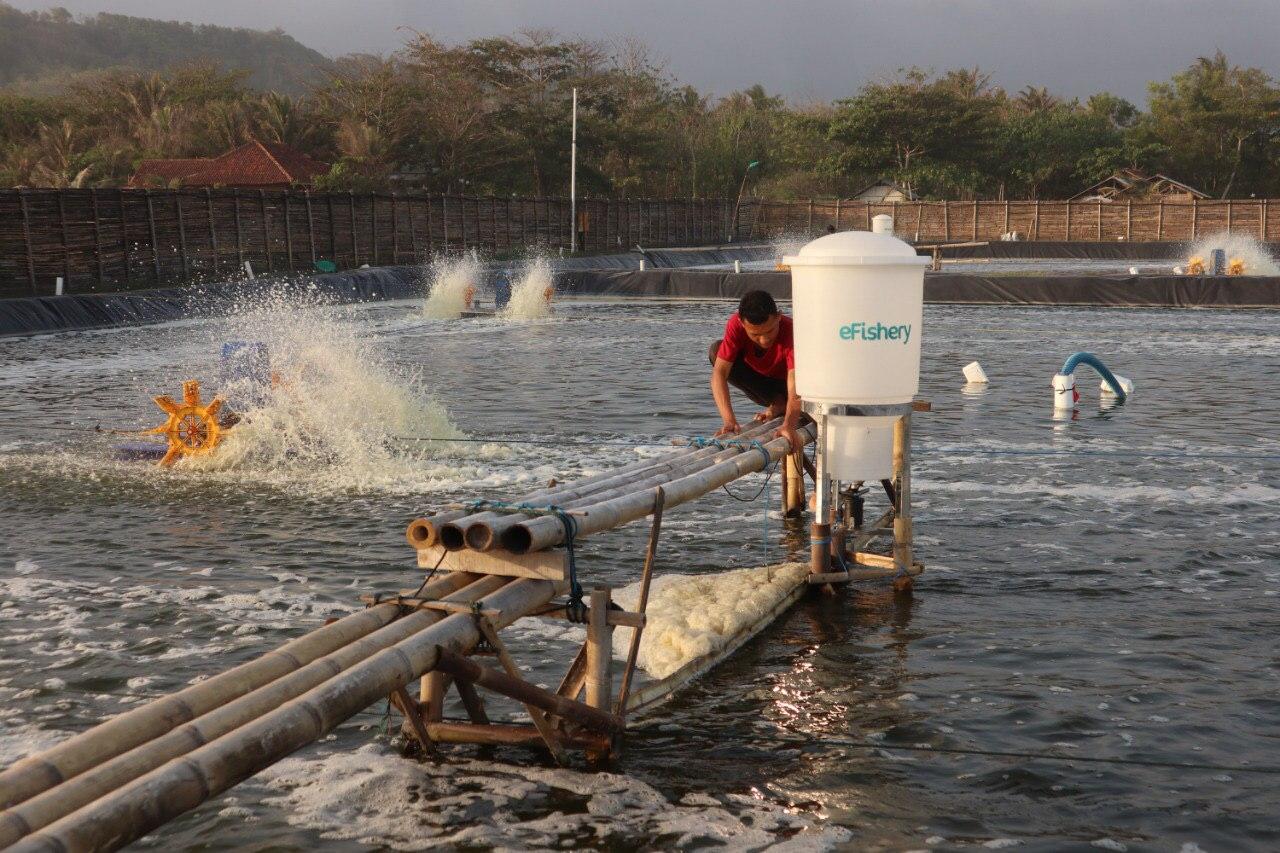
148, 380, 225, 466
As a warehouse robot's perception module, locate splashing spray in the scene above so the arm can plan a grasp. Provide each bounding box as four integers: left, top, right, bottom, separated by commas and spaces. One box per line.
499, 257, 555, 320
423, 255, 482, 319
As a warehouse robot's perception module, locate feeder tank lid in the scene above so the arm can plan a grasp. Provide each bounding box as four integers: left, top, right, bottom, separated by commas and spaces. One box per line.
783, 230, 931, 269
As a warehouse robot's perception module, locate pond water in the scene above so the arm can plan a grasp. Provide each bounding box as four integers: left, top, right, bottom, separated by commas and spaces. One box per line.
1, 296, 1277, 851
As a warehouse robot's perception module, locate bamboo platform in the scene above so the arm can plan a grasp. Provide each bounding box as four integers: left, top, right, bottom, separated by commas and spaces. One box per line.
0, 410, 924, 853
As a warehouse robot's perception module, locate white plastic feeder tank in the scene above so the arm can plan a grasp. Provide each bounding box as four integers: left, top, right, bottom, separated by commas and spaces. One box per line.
784, 219, 930, 482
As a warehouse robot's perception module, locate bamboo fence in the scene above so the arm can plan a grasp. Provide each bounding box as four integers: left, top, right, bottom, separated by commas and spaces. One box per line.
0, 188, 737, 297
6, 188, 1277, 299
740, 197, 1279, 246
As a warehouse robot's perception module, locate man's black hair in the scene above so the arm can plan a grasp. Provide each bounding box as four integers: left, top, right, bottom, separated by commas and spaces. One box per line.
738, 290, 778, 325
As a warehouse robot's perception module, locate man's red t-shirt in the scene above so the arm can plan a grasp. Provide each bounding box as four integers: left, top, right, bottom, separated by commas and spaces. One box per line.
716, 313, 795, 380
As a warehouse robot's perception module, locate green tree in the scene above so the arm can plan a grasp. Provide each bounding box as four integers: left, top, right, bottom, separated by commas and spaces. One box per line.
1136, 52, 1280, 197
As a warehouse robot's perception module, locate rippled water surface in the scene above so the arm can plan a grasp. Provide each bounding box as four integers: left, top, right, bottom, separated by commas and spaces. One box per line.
2, 297, 1278, 851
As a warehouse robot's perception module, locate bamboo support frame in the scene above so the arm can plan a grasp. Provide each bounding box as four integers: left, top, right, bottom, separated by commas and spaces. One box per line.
0, 574, 485, 845
6, 577, 563, 852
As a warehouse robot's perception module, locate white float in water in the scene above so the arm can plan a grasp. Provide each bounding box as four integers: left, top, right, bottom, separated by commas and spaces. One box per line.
962, 361, 989, 384
1101, 375, 1135, 397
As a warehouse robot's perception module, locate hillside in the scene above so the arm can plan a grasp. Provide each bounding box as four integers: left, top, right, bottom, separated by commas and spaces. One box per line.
0, 4, 333, 94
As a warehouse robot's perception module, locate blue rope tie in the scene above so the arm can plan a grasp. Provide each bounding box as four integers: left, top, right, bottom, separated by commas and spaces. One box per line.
687, 435, 773, 469
468, 499, 585, 621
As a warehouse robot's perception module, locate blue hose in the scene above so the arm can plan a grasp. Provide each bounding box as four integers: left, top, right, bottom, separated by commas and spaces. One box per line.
1060, 352, 1127, 401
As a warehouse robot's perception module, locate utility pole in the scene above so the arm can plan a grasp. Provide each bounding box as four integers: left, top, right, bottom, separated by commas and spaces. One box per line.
570, 87, 578, 253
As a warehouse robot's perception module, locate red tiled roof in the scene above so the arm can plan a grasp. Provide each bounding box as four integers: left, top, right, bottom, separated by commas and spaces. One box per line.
128, 158, 211, 187
128, 141, 329, 188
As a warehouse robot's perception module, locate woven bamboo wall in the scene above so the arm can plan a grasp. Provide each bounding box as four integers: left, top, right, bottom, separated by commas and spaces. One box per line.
0, 189, 736, 297
739, 198, 1280, 245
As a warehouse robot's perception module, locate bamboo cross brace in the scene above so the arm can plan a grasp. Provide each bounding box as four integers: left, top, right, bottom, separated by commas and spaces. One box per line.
476, 618, 568, 764
616, 487, 664, 717
390, 686, 433, 748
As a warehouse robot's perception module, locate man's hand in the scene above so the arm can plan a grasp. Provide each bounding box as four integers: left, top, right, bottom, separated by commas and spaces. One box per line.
715, 418, 742, 437
776, 423, 801, 452
753, 403, 784, 423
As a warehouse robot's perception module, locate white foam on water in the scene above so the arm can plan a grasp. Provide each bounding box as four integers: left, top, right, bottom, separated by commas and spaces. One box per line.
256, 742, 850, 850
610, 562, 808, 679
1186, 231, 1280, 275
422, 255, 482, 319
0, 723, 70, 767
498, 256, 554, 320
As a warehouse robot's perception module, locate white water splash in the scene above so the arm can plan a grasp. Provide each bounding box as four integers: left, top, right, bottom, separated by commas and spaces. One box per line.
1186, 231, 1279, 275
173, 286, 471, 491
422, 255, 482, 319
499, 257, 554, 320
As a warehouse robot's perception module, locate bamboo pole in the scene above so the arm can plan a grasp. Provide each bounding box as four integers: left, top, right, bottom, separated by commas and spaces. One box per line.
615, 488, 663, 716
8, 577, 560, 853
455, 420, 777, 551
18, 191, 37, 294
91, 189, 104, 289
892, 414, 913, 592
57, 191, 70, 288
0, 598, 424, 810
349, 192, 358, 265
205, 189, 218, 277
424, 722, 608, 751
233, 189, 245, 269
145, 190, 160, 284
0, 573, 485, 846
475, 619, 567, 763
175, 194, 189, 281
434, 649, 623, 735
284, 193, 294, 269
502, 421, 817, 554
259, 190, 273, 273
586, 587, 614, 712
306, 192, 316, 266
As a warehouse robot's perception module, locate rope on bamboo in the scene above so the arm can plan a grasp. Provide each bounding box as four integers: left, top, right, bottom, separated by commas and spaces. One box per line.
466, 499, 587, 622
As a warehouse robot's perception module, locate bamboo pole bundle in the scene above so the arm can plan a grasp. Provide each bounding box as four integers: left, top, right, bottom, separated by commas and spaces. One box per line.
8, 576, 563, 853
0, 572, 489, 847
0, 597, 426, 812
502, 422, 817, 554
409, 420, 774, 551
458, 421, 778, 551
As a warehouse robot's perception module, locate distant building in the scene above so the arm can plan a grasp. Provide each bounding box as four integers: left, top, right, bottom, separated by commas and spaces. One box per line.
1069, 169, 1208, 203
851, 180, 917, 203
129, 141, 328, 189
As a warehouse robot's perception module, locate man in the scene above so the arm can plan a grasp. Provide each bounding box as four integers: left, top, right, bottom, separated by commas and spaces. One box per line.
708, 289, 803, 451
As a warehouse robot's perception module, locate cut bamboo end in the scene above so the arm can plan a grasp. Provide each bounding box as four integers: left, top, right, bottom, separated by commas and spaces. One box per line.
464, 522, 496, 551
406, 518, 434, 549
438, 521, 468, 551
500, 525, 535, 555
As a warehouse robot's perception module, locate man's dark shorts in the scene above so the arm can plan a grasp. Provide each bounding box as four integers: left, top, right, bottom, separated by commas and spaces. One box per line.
708, 340, 787, 408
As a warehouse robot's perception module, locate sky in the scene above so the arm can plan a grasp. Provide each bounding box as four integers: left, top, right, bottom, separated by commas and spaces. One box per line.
9, 0, 1280, 104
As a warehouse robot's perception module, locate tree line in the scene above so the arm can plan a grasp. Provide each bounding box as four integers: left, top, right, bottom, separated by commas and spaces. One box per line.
2, 26, 1279, 201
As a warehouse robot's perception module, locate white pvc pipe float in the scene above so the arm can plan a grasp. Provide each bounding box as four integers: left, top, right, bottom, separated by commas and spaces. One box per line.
243, 261, 255, 280
1052, 372, 1077, 410
734, 260, 741, 273
639, 259, 646, 271
1101, 375, 1135, 397
55, 277, 63, 296
962, 361, 988, 383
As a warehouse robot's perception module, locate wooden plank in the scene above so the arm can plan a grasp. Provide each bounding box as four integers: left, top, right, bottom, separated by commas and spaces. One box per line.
416, 544, 565, 580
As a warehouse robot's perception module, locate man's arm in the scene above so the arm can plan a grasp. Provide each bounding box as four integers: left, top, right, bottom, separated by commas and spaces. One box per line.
711, 357, 741, 436
777, 369, 803, 450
